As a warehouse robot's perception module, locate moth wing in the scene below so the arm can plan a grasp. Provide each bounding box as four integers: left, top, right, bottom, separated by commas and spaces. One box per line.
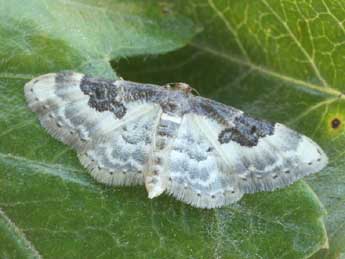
24, 72, 161, 186
165, 114, 244, 208
198, 114, 328, 193
165, 99, 327, 208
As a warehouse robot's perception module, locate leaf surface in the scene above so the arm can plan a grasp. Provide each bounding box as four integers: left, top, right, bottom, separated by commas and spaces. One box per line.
1, 0, 341, 258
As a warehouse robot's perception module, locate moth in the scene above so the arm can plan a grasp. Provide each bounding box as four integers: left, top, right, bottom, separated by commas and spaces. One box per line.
24, 71, 328, 208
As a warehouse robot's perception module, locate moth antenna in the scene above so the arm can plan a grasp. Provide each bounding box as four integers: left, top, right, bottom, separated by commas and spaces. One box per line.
191, 87, 201, 96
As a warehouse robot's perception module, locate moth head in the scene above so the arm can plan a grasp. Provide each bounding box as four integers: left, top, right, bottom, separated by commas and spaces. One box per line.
164, 82, 199, 95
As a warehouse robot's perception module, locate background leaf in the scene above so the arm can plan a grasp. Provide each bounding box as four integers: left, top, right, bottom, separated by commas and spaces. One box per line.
1, 0, 343, 258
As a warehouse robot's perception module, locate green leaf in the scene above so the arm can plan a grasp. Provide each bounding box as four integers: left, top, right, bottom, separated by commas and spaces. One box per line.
0, 0, 341, 258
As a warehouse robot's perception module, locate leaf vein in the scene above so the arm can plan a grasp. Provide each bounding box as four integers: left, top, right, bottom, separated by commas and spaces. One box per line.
191, 43, 344, 99
0, 207, 42, 259
208, 0, 251, 61
260, 0, 329, 87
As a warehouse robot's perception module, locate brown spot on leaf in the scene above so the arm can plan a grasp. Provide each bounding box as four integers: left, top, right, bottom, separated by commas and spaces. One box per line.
331, 118, 341, 129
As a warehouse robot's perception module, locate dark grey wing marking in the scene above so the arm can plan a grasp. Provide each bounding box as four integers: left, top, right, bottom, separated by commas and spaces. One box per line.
217, 115, 275, 147
191, 97, 275, 147
80, 75, 127, 119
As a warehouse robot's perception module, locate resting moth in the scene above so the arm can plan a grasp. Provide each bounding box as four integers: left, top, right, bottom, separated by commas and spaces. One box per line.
24, 71, 328, 208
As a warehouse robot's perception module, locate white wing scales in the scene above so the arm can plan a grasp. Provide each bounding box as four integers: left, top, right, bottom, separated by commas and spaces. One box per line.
78, 105, 160, 186
164, 113, 327, 208
246, 125, 327, 191
25, 72, 161, 186
165, 114, 243, 208
25, 72, 107, 150
195, 114, 328, 194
